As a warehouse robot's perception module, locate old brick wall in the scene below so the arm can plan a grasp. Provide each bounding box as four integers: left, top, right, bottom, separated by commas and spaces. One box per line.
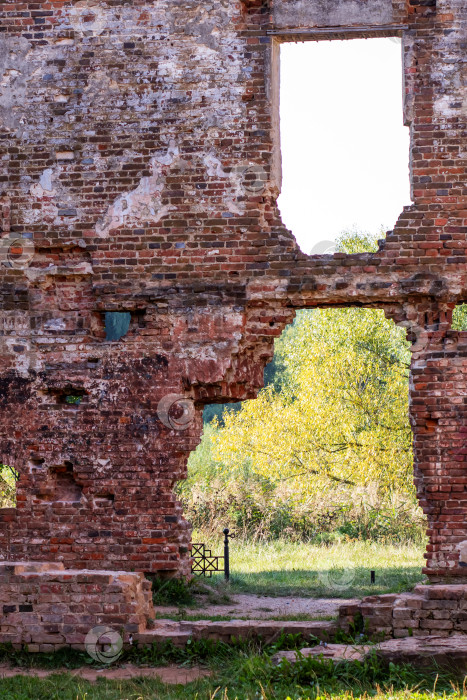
0, 561, 153, 650
340, 584, 467, 638
0, 0, 466, 583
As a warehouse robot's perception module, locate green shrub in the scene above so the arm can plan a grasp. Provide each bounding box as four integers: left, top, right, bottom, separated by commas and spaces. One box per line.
0, 464, 16, 508
452, 304, 467, 331
180, 476, 426, 546
148, 575, 196, 606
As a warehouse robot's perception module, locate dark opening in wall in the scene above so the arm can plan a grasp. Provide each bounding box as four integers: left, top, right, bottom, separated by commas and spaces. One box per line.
39, 387, 88, 409
93, 493, 115, 509
29, 458, 45, 468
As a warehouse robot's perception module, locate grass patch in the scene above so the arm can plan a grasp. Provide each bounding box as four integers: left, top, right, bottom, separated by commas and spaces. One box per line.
193, 538, 426, 598
165, 612, 336, 622
272, 614, 336, 622
149, 575, 197, 607
0, 677, 466, 700
0, 631, 465, 700
0, 643, 465, 700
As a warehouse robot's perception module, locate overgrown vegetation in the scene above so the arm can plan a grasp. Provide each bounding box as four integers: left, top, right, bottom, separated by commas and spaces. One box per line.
0, 464, 16, 508
149, 574, 197, 606
0, 633, 343, 672
1, 677, 465, 700
178, 232, 429, 546
452, 304, 467, 330
0, 634, 466, 700
184, 474, 426, 544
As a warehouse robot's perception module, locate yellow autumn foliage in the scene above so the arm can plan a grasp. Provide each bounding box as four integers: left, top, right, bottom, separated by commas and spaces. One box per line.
212, 306, 413, 496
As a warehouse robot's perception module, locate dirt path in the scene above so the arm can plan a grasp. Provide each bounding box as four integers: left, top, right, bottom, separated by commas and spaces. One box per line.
155, 593, 359, 619
0, 663, 210, 685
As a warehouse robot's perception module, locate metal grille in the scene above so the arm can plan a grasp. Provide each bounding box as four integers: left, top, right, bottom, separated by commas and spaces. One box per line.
191, 543, 224, 577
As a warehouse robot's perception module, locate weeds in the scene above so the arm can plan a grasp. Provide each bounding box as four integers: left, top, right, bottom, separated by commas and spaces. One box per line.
180, 479, 427, 546
148, 575, 197, 607
0, 632, 310, 671
0, 644, 90, 670
166, 613, 336, 623
253, 651, 448, 690
1, 635, 466, 700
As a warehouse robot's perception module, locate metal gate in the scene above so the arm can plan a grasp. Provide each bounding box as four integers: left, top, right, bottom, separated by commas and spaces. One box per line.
191, 528, 234, 580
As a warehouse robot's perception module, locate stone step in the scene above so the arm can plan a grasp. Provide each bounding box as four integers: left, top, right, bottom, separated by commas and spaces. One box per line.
272, 635, 467, 672
0, 562, 65, 574
376, 634, 467, 670
136, 624, 192, 648
136, 619, 337, 648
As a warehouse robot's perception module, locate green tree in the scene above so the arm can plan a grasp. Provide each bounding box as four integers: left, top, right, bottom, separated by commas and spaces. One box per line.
211, 230, 413, 496
452, 304, 467, 331
0, 465, 16, 508
213, 306, 412, 494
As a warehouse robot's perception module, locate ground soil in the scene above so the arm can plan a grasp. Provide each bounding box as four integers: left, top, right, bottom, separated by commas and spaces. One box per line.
155, 593, 359, 619
0, 663, 210, 684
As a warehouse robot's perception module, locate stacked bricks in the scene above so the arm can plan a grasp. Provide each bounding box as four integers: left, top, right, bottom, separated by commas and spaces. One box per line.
0, 562, 154, 651
340, 585, 467, 640
137, 619, 336, 648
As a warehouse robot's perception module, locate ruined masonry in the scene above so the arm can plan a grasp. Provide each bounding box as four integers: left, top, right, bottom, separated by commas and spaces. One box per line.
0, 0, 466, 649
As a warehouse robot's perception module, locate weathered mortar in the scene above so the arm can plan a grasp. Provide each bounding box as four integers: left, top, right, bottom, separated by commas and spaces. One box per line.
0, 0, 466, 590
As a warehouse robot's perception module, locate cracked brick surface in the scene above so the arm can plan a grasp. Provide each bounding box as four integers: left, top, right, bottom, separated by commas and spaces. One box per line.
0, 561, 153, 650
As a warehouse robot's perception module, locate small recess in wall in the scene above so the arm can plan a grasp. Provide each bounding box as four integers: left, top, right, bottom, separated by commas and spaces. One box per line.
105, 312, 131, 341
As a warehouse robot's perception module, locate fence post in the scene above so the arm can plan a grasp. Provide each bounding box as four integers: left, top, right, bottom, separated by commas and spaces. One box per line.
223, 528, 230, 581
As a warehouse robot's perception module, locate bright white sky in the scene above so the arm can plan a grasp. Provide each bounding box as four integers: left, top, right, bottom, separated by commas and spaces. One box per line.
278, 38, 412, 254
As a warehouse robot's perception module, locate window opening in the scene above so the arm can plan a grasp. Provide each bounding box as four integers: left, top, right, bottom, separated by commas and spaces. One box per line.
278, 38, 411, 253
0, 464, 18, 508
452, 305, 467, 331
